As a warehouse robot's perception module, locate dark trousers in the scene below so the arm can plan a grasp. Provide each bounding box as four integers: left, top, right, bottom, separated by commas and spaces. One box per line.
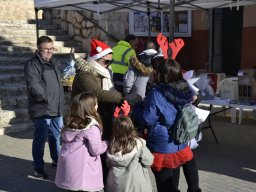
101, 153, 108, 185
182, 152, 201, 192
152, 167, 181, 192
113, 73, 124, 94
100, 111, 113, 185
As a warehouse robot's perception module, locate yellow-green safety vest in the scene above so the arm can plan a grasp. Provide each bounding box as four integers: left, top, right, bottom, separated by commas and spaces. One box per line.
111, 40, 136, 74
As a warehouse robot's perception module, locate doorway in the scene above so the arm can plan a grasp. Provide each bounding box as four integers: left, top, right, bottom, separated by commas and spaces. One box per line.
221, 7, 243, 76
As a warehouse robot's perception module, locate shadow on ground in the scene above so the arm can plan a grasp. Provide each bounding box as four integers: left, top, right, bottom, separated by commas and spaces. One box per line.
1, 115, 256, 192
6, 130, 34, 139
0, 154, 63, 192
197, 116, 256, 183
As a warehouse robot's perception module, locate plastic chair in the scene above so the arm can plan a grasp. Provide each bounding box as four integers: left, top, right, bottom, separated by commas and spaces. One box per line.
218, 77, 244, 124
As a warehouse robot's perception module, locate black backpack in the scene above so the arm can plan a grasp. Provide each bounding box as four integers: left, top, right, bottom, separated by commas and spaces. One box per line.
170, 104, 199, 144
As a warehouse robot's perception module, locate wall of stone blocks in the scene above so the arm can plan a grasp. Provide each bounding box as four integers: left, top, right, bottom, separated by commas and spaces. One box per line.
43, 9, 129, 52
0, 0, 35, 20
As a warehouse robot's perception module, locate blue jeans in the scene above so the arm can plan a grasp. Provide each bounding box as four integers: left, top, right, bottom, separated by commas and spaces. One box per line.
32, 116, 63, 169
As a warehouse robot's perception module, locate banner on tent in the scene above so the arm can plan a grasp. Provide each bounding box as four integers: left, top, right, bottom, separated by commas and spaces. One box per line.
129, 10, 191, 37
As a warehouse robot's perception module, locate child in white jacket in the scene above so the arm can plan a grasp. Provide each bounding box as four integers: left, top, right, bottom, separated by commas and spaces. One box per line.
105, 101, 154, 192
123, 41, 157, 99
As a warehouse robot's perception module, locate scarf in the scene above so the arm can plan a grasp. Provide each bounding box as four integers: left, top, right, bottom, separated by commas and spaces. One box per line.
87, 57, 115, 91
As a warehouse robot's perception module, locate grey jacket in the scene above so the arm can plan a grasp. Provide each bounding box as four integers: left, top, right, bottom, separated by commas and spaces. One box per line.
106, 138, 154, 192
24, 51, 64, 119
123, 56, 153, 99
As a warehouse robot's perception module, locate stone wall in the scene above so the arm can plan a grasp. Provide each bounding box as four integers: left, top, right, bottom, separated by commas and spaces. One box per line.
0, 0, 35, 20
43, 9, 129, 52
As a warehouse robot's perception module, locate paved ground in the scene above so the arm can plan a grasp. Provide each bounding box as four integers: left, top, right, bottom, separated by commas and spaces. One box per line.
0, 114, 256, 192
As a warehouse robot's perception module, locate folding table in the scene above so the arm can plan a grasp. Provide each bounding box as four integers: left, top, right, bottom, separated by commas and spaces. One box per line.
199, 97, 231, 144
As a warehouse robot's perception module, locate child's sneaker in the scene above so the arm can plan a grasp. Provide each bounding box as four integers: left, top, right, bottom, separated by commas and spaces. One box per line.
34, 169, 48, 179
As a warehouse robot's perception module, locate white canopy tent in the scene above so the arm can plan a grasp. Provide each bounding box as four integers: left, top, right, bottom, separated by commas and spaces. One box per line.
34, 0, 256, 69
34, 0, 256, 12
34, 0, 256, 40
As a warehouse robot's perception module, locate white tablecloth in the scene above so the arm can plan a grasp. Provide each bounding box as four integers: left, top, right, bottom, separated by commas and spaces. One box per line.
200, 97, 256, 124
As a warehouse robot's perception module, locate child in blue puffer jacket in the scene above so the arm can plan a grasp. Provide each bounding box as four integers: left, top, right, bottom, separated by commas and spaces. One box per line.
133, 58, 195, 192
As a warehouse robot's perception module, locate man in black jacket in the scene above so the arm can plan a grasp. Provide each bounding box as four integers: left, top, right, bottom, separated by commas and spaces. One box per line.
24, 36, 64, 179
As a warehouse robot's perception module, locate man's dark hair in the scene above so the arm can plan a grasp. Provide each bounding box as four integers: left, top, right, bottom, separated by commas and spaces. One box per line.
146, 40, 158, 50
125, 34, 136, 43
37, 36, 53, 46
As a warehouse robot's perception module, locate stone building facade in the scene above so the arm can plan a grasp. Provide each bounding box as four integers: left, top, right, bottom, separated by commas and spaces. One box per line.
42, 9, 129, 53
1, 0, 256, 72
0, 0, 35, 20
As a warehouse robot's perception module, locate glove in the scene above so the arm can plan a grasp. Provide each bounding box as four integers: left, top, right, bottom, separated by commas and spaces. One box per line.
125, 94, 142, 106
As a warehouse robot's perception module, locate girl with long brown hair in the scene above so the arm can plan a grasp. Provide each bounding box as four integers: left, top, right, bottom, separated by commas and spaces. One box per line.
55, 92, 108, 192
105, 102, 154, 192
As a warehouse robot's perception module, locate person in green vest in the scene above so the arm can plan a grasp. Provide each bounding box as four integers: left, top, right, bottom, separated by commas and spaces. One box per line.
111, 34, 138, 93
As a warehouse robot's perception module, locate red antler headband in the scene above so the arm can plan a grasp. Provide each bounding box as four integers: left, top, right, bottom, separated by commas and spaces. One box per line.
169, 38, 185, 59
156, 33, 185, 59
114, 100, 131, 118
157, 33, 169, 59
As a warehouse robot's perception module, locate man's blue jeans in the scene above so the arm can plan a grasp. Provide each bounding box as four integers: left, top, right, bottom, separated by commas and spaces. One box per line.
32, 116, 63, 169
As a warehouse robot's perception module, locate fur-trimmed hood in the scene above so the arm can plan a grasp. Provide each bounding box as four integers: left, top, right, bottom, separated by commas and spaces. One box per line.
75, 57, 99, 76
75, 56, 114, 90
62, 118, 99, 144
129, 56, 153, 76
106, 138, 146, 167
157, 80, 194, 109
105, 137, 153, 192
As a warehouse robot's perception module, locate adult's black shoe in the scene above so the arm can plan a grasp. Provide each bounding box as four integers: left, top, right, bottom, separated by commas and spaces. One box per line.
51, 161, 57, 168
34, 169, 48, 179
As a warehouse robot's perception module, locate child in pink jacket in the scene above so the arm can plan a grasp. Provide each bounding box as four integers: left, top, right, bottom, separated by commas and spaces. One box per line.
55, 92, 108, 191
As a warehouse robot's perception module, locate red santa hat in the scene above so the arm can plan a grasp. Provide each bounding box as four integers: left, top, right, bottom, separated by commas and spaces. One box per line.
90, 39, 113, 60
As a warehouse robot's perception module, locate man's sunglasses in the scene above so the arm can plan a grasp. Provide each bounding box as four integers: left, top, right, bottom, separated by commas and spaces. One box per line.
101, 58, 113, 65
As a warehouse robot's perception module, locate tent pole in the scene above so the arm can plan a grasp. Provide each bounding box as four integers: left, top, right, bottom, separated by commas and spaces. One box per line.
169, 0, 174, 42
35, 8, 39, 40
208, 9, 213, 73
168, 0, 175, 57
147, 1, 151, 39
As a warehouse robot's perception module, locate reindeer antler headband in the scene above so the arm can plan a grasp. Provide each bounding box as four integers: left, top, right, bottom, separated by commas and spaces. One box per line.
157, 33, 185, 59
114, 100, 131, 118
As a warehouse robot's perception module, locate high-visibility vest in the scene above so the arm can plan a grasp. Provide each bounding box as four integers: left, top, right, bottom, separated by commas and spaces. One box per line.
111, 40, 136, 74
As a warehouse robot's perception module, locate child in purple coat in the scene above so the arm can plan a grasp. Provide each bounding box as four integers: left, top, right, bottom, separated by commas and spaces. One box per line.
55, 92, 108, 192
